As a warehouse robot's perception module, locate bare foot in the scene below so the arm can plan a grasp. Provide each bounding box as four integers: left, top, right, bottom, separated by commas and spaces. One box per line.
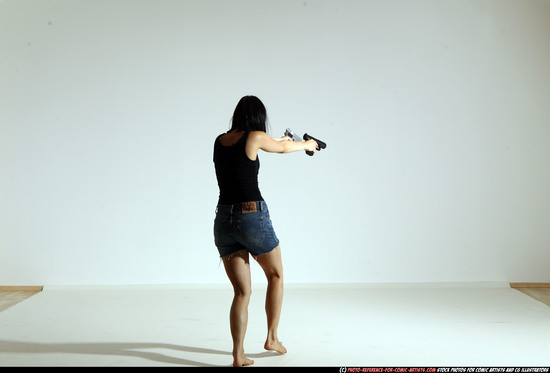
233, 355, 254, 367
264, 340, 287, 354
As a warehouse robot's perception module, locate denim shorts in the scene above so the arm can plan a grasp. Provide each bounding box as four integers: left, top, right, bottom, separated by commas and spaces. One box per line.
214, 201, 280, 258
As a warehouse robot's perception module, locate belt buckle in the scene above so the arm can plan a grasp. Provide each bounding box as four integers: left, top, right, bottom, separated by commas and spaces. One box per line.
242, 201, 257, 213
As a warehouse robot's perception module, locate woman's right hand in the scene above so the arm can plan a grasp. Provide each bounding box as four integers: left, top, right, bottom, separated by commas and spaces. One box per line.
304, 139, 318, 153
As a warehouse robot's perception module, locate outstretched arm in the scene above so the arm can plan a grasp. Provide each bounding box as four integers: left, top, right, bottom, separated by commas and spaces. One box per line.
246, 131, 318, 160
271, 136, 292, 142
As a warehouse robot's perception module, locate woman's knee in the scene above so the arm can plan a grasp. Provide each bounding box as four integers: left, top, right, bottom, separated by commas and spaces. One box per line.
233, 284, 252, 299
263, 264, 283, 284
267, 271, 283, 285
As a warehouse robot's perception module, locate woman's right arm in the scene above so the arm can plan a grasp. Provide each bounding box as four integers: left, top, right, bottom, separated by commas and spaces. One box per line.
246, 131, 318, 160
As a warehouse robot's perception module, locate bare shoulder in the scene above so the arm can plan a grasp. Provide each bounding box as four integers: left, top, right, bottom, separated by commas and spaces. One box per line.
247, 131, 268, 143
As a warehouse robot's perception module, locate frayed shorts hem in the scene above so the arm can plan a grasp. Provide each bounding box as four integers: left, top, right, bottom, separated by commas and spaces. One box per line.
219, 244, 279, 261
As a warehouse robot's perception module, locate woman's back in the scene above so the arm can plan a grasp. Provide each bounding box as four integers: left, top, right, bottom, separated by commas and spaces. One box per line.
213, 131, 263, 205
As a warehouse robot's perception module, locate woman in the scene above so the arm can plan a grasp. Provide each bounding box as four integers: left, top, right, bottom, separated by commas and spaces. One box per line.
213, 96, 317, 367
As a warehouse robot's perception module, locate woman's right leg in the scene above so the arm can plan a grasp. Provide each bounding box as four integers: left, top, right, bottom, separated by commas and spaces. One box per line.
223, 250, 254, 367
255, 245, 287, 354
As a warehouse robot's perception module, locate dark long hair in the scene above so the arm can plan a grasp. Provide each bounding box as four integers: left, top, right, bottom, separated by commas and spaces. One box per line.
230, 96, 268, 133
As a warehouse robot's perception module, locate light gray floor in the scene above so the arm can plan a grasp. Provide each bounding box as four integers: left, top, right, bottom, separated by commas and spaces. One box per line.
1, 283, 549, 367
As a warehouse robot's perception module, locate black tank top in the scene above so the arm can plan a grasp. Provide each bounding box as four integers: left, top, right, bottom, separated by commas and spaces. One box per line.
213, 132, 264, 205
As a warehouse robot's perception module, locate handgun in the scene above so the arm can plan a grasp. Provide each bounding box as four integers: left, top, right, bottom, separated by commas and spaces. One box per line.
284, 128, 302, 142
303, 133, 327, 156
284, 128, 327, 156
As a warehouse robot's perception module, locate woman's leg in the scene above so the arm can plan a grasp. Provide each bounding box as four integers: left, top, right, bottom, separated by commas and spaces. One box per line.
222, 250, 254, 367
255, 245, 287, 354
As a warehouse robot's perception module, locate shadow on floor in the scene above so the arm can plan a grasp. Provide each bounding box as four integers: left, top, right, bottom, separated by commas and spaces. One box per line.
0, 340, 277, 366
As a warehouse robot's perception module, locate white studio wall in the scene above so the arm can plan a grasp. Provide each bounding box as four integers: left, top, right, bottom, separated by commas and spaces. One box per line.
1, 0, 549, 286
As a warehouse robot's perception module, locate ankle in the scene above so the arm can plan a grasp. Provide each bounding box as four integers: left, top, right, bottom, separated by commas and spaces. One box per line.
233, 346, 245, 357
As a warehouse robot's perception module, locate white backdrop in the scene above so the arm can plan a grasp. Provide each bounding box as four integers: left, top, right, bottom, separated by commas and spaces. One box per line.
1, 0, 549, 285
